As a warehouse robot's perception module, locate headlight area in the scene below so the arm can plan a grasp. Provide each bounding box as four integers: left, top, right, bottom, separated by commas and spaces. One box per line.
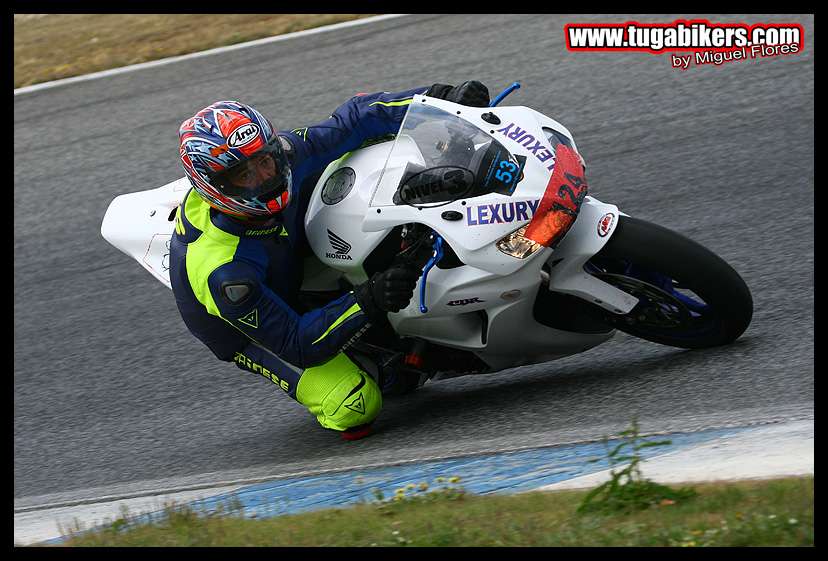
496, 225, 543, 259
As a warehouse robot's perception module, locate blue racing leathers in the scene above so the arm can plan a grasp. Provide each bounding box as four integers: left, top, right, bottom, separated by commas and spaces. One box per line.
169, 87, 427, 405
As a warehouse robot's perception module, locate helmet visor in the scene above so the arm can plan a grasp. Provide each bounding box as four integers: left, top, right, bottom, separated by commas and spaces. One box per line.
211, 138, 291, 201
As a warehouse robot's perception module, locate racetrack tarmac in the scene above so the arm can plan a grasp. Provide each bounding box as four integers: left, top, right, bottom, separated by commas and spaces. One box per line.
14, 14, 813, 506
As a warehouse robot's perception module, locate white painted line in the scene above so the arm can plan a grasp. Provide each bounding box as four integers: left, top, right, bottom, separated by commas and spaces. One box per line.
13, 14, 410, 96
537, 420, 814, 491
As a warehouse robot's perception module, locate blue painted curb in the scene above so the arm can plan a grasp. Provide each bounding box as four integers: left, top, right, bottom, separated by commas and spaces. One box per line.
187, 427, 743, 518
46, 426, 745, 543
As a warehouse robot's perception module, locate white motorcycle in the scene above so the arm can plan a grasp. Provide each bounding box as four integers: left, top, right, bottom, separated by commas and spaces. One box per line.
101, 83, 753, 394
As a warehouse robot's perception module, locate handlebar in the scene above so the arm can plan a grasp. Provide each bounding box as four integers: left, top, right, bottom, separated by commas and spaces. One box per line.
489, 82, 521, 107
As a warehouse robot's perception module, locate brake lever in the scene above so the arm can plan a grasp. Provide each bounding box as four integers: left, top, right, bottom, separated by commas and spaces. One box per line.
419, 234, 444, 313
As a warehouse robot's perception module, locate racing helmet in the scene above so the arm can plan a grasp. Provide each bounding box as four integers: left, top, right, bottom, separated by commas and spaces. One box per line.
179, 101, 292, 218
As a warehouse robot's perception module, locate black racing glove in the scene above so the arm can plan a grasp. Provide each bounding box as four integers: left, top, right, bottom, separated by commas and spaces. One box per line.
425, 80, 490, 107
355, 264, 421, 322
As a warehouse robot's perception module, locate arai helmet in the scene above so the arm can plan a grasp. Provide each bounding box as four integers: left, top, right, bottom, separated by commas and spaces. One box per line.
179, 101, 292, 218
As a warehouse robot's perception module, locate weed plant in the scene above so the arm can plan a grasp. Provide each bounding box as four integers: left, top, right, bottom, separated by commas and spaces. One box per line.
577, 418, 698, 514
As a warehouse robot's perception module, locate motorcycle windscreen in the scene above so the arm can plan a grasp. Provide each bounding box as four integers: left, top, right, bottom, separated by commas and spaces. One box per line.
369, 101, 524, 208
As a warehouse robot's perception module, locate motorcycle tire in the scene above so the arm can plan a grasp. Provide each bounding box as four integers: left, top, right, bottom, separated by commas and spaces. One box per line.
587, 215, 753, 349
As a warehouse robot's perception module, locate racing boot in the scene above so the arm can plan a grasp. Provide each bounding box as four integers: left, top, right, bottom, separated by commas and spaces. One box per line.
379, 366, 423, 397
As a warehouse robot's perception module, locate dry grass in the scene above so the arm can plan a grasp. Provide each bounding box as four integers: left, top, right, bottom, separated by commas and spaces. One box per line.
13, 14, 374, 88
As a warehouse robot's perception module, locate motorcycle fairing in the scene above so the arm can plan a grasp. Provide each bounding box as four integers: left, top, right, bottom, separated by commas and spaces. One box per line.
525, 144, 588, 248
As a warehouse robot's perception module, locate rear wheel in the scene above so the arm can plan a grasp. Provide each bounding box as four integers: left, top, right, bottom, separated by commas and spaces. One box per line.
586, 216, 753, 349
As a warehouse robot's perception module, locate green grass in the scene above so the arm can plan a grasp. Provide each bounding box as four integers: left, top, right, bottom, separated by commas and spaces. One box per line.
54, 476, 813, 547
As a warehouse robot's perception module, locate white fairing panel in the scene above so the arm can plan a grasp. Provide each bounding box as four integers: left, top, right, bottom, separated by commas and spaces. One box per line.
100, 177, 189, 289
305, 143, 397, 286
545, 198, 639, 314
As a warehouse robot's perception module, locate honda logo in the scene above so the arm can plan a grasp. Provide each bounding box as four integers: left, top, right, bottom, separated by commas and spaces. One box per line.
326, 229, 353, 260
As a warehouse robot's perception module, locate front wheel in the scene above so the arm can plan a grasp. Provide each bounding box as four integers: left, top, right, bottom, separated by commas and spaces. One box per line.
586, 216, 753, 349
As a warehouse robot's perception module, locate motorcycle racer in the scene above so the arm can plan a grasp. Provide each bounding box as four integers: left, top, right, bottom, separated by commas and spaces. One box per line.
170, 81, 490, 440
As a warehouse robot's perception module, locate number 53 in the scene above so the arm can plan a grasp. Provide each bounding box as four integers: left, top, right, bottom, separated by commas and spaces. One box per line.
495, 160, 517, 183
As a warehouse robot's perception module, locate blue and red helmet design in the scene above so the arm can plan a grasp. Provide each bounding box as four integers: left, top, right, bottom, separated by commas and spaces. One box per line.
179, 101, 292, 218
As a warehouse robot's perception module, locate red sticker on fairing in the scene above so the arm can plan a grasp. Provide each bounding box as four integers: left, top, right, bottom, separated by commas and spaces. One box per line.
524, 144, 588, 248
598, 213, 615, 237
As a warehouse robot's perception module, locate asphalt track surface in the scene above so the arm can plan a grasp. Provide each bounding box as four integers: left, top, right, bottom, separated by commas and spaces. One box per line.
14, 14, 814, 505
